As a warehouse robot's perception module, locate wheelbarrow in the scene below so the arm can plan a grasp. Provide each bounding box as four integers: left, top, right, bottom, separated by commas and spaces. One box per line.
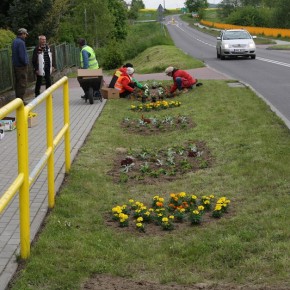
77, 69, 104, 104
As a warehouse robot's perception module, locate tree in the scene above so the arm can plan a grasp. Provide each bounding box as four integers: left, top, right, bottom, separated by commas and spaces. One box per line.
185, 0, 208, 13
72, 0, 115, 47
217, 0, 240, 19
108, 0, 128, 40
0, 0, 11, 28
8, 0, 53, 45
272, 0, 290, 28
131, 0, 144, 10
38, 0, 70, 41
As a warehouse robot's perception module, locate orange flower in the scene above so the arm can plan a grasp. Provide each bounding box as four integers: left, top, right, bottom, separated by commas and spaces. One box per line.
156, 201, 163, 207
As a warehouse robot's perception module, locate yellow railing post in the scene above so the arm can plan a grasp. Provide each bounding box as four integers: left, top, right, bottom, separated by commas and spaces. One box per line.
46, 93, 55, 208
63, 78, 71, 173
18, 104, 31, 259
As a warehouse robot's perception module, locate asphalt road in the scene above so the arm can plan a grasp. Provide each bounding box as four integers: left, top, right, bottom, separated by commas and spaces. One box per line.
165, 16, 290, 126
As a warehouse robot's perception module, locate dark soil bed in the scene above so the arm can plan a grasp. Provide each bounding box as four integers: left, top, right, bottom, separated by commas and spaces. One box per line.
108, 141, 213, 184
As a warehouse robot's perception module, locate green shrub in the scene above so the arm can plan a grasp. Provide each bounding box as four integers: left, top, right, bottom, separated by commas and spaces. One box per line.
226, 6, 272, 27
0, 29, 15, 49
99, 40, 124, 70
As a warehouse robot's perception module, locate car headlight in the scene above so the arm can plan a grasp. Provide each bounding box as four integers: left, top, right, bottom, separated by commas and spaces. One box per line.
249, 43, 255, 49
223, 43, 230, 49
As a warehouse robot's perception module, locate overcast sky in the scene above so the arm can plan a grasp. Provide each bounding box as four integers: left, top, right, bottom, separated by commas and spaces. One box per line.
135, 0, 221, 9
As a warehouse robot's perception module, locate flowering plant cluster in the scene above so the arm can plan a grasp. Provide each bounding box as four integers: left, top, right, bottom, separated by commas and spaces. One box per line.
131, 82, 171, 103
122, 115, 193, 132
115, 142, 211, 183
130, 100, 181, 112
110, 192, 231, 232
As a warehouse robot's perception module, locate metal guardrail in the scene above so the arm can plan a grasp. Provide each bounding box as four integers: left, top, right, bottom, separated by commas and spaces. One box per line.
0, 76, 71, 259
0, 43, 79, 94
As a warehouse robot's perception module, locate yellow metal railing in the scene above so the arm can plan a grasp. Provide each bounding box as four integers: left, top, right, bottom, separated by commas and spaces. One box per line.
200, 20, 290, 38
0, 76, 71, 259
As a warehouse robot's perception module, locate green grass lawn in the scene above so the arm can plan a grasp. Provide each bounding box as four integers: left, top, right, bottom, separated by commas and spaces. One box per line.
9, 77, 290, 289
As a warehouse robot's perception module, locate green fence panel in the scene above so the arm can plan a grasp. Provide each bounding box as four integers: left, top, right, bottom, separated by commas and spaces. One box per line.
0, 49, 13, 93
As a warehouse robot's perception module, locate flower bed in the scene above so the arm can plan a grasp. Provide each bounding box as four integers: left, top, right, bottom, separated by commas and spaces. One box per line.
108, 192, 231, 234
121, 115, 196, 135
108, 141, 212, 184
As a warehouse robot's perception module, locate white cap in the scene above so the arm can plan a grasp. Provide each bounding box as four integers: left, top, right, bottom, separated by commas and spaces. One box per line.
127, 67, 134, 75
165, 66, 174, 75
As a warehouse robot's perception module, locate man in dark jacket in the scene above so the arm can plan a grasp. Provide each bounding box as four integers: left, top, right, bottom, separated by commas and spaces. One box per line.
12, 28, 29, 104
32, 35, 53, 98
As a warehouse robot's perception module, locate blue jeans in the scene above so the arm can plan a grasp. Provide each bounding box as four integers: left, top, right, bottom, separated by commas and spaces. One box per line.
176, 77, 193, 91
176, 77, 183, 91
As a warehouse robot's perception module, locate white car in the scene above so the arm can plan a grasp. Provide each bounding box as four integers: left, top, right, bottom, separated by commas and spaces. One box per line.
216, 29, 256, 60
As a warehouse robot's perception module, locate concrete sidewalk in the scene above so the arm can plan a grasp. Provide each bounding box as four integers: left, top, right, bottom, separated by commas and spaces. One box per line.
0, 66, 229, 290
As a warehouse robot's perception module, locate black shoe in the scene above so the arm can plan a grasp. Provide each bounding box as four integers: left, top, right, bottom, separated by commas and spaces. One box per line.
81, 95, 86, 99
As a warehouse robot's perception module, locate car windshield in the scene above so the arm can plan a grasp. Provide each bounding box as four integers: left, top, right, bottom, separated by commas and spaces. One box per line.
223, 31, 251, 40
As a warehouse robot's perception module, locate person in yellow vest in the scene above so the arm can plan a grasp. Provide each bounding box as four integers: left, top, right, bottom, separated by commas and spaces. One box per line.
114, 67, 136, 98
78, 38, 99, 98
79, 38, 99, 69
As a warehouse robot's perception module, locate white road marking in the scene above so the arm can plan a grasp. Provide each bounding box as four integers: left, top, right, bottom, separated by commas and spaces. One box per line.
169, 21, 290, 68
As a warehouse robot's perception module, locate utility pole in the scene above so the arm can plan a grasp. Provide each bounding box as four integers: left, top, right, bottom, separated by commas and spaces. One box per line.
84, 8, 87, 34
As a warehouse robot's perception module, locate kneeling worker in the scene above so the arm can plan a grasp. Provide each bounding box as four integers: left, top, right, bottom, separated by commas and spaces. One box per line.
165, 66, 197, 96
114, 67, 135, 98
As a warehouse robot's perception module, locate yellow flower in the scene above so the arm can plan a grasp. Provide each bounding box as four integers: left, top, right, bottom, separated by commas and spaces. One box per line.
162, 217, 168, 222
129, 199, 134, 203
28, 112, 38, 118
112, 206, 122, 214
191, 195, 197, 200
178, 208, 186, 213
198, 205, 204, 211
137, 217, 143, 222
192, 210, 199, 215
119, 213, 128, 220
169, 215, 174, 220
178, 192, 186, 198
215, 205, 222, 211
136, 223, 143, 228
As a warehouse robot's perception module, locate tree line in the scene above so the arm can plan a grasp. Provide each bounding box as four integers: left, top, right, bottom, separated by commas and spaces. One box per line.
185, 0, 290, 29
0, 0, 145, 47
